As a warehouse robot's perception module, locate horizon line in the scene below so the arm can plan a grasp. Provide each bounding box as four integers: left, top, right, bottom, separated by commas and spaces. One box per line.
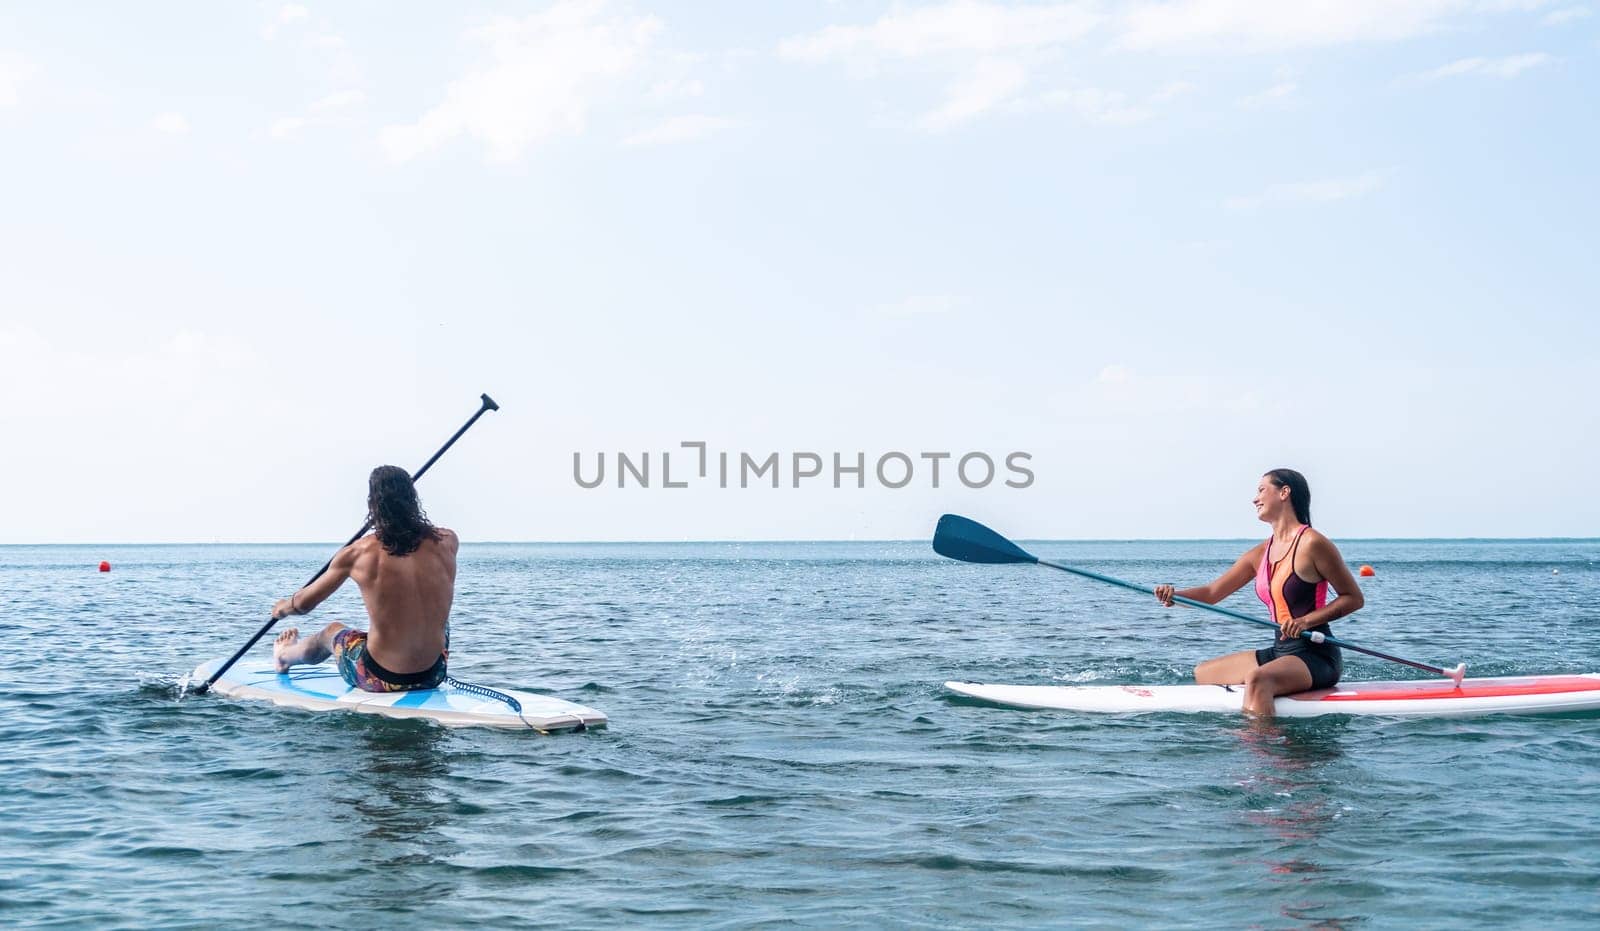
5, 536, 1599, 547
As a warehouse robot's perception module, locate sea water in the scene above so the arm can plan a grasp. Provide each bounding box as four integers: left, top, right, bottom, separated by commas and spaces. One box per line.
3, 540, 1598, 928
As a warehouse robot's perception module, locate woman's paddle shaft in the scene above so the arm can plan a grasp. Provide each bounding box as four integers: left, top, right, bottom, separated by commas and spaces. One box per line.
193, 393, 500, 695
933, 514, 1466, 684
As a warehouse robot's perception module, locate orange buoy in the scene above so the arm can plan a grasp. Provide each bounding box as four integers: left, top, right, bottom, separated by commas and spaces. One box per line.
1359, 565, 1375, 577
98, 560, 111, 572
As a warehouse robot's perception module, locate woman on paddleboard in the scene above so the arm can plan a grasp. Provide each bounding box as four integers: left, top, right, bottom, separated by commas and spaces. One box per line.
1154, 469, 1365, 717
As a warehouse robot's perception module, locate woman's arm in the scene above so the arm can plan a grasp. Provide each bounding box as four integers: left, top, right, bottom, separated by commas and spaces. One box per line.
1156, 543, 1265, 607
1278, 532, 1365, 638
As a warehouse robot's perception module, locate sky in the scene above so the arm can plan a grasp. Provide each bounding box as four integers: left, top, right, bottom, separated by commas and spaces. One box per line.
1, 0, 1596, 544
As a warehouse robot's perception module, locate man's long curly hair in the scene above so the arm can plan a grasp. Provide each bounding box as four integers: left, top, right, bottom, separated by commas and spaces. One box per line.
368, 465, 440, 556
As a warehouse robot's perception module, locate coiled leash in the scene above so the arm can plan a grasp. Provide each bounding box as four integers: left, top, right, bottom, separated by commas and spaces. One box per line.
446, 675, 587, 733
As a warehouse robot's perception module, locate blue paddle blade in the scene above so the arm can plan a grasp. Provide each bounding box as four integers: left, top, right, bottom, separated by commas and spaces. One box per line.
932, 514, 1038, 565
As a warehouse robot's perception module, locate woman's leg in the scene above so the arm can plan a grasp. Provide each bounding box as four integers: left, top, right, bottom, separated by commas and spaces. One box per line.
1194, 649, 1262, 686
1242, 655, 1313, 718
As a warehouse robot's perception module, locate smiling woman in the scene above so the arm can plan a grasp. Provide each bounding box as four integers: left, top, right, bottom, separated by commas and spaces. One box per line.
1155, 469, 1366, 717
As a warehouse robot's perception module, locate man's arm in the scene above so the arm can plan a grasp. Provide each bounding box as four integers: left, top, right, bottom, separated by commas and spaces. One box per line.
271, 542, 360, 620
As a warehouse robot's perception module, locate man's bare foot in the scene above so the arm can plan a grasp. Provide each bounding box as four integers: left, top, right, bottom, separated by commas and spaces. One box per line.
274, 628, 300, 672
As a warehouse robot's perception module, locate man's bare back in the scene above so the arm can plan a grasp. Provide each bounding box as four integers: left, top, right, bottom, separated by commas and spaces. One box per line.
269, 466, 460, 690
344, 529, 459, 671
270, 529, 458, 675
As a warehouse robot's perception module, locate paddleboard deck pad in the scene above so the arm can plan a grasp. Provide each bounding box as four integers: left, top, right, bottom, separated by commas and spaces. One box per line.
945, 674, 1600, 718
192, 659, 607, 731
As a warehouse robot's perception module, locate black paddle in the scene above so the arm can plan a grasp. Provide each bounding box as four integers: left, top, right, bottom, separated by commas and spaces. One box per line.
932, 513, 1466, 683
192, 393, 500, 695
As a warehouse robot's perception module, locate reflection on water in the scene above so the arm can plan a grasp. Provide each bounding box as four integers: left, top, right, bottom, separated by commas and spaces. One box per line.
346, 720, 453, 841
1228, 718, 1358, 928
305, 718, 463, 906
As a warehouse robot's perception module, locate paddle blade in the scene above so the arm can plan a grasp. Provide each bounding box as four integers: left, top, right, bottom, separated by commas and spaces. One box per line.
932, 514, 1038, 565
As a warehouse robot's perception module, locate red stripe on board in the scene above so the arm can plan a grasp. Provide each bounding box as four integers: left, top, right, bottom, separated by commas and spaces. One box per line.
1293, 676, 1600, 703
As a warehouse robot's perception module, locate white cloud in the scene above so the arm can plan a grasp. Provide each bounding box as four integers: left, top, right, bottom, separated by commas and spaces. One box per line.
1417, 52, 1553, 80
1117, 0, 1475, 51
269, 115, 306, 138
647, 78, 704, 101
1237, 80, 1298, 109
306, 33, 361, 87
779, 0, 1101, 61
1224, 171, 1385, 210
310, 89, 365, 111
1541, 5, 1592, 24
167, 329, 208, 355
1097, 364, 1132, 384
779, 0, 1557, 133
267, 90, 363, 140
150, 112, 190, 134
1034, 86, 1149, 124
1479, 52, 1553, 76
0, 51, 36, 107
262, 3, 312, 40
1421, 58, 1485, 79
380, 1, 661, 163
260, 2, 361, 87
1150, 80, 1198, 103
1026, 79, 1203, 125
919, 57, 1028, 130
780, 3, 1182, 131
623, 114, 735, 146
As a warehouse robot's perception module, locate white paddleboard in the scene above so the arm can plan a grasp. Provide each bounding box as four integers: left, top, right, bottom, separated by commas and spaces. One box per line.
945, 674, 1600, 718
192, 658, 608, 731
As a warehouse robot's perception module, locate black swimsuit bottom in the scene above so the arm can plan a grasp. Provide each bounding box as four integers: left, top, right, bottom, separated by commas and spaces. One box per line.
363, 649, 448, 688
1256, 625, 1342, 691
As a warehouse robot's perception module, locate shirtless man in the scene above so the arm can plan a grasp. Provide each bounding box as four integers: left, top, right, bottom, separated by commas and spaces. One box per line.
270, 465, 459, 692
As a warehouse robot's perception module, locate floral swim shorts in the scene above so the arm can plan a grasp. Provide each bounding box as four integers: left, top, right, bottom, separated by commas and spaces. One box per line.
332, 628, 448, 693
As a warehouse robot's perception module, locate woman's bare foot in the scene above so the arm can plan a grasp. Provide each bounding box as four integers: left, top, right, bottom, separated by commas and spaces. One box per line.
273, 628, 300, 672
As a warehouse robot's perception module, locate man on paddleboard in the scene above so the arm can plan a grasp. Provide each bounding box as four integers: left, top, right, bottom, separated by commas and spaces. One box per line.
269, 465, 458, 692
1154, 469, 1365, 718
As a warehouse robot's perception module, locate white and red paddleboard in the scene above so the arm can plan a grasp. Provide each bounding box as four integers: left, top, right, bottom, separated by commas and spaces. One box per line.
945, 674, 1600, 718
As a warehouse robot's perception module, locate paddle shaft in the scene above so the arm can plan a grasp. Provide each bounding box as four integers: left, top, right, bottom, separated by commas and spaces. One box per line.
192, 393, 499, 695
1035, 556, 1462, 680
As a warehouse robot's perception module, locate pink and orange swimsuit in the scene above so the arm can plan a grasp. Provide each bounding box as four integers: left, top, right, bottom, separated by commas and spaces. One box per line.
1253, 525, 1342, 689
